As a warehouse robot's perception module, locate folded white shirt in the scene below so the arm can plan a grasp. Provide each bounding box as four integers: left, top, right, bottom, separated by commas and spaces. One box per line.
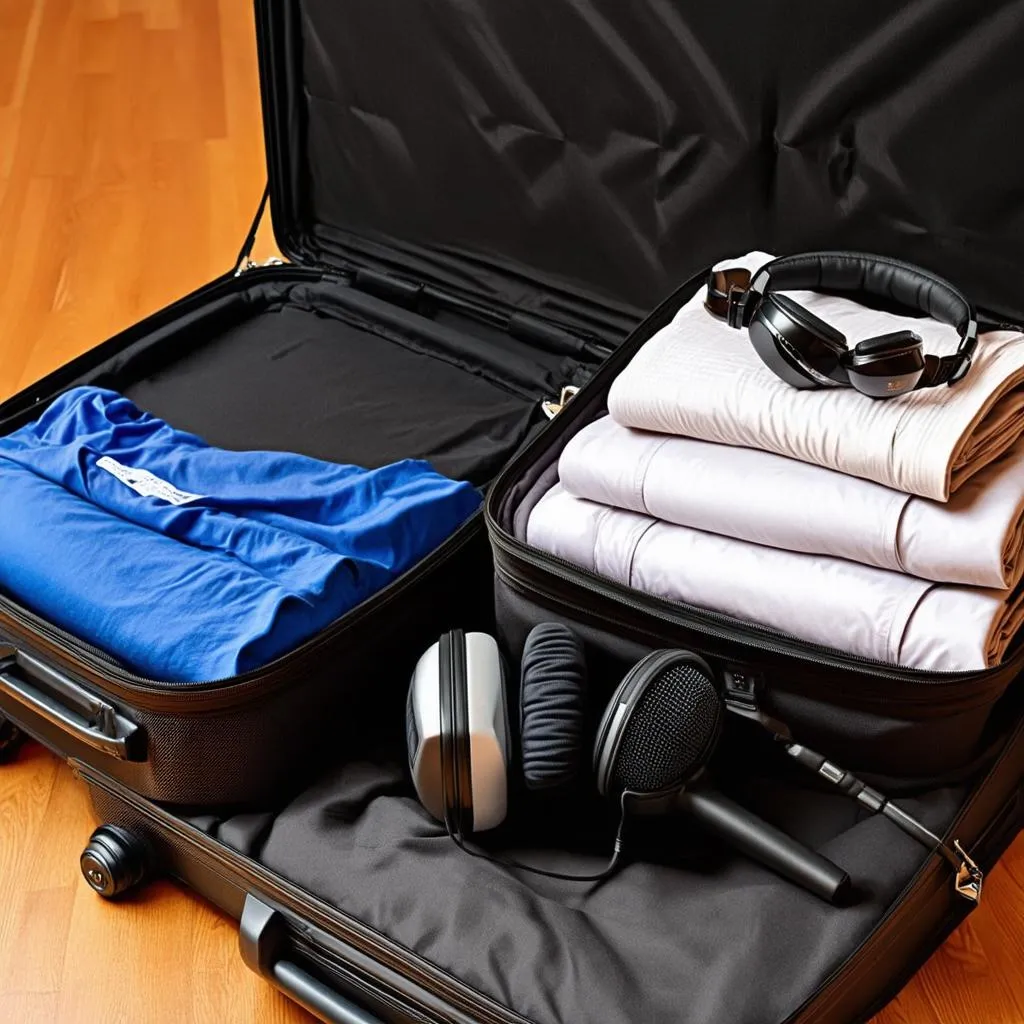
527, 485, 1024, 671
559, 416, 1024, 589
607, 251, 1024, 501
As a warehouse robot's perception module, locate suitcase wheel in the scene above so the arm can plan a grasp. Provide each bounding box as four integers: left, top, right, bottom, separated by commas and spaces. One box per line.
80, 824, 150, 899
0, 715, 24, 764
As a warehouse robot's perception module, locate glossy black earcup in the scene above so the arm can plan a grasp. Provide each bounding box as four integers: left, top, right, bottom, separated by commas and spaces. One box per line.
749, 293, 850, 389
844, 330, 925, 398
772, 293, 847, 349
520, 623, 588, 792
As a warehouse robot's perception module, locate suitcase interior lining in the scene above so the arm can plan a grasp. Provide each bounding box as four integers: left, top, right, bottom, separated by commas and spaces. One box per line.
71, 274, 590, 488
180, 711, 983, 1024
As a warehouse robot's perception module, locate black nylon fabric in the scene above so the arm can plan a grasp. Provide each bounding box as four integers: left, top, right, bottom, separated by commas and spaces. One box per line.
255, 752, 966, 1024
281, 0, 1024, 325
53, 276, 565, 488
123, 300, 541, 487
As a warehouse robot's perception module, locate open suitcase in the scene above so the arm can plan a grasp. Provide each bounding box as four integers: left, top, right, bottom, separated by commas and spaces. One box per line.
2, 1, 1024, 1022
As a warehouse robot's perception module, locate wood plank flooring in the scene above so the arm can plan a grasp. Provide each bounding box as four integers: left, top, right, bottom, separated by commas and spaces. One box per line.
0, 2, 1021, 1021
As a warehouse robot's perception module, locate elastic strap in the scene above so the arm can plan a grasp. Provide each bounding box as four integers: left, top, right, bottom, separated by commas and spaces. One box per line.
233, 184, 271, 275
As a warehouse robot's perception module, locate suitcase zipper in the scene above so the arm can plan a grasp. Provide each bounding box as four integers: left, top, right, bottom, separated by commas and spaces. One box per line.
0, 513, 484, 712
491, 529, 1012, 686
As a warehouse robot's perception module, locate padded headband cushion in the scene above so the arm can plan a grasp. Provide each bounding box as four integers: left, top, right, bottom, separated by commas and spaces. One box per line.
758, 252, 972, 333
520, 623, 588, 792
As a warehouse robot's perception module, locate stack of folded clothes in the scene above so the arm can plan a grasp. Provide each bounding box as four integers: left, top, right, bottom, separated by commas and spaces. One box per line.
528, 252, 1024, 671
0, 387, 481, 682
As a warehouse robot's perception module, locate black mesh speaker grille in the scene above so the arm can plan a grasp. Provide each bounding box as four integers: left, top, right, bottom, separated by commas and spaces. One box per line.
611, 662, 722, 794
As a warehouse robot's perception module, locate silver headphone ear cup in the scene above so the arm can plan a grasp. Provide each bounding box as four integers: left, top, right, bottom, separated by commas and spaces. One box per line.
461, 633, 510, 832
409, 632, 509, 834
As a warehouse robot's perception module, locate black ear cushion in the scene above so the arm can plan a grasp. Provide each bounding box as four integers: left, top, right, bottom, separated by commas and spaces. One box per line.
520, 623, 588, 792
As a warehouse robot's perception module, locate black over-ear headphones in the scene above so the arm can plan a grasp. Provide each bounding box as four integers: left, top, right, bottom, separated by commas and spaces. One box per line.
408, 636, 982, 902
705, 252, 978, 399
407, 633, 848, 896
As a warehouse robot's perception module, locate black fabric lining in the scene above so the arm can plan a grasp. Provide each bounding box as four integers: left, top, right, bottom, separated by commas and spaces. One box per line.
307, 221, 645, 346
283, 281, 572, 399
277, 0, 1024, 329
55, 277, 581, 488
204, 738, 968, 1024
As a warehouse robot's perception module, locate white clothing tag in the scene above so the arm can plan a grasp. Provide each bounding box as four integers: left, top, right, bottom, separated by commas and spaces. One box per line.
95, 456, 203, 507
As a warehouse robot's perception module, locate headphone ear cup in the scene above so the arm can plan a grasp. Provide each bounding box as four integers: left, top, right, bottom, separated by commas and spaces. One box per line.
439, 630, 471, 837
520, 623, 588, 792
749, 293, 849, 389
771, 293, 847, 351
845, 330, 926, 398
408, 631, 509, 835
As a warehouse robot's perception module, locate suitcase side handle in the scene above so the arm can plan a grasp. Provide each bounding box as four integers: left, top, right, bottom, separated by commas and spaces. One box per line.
0, 644, 144, 761
240, 895, 385, 1024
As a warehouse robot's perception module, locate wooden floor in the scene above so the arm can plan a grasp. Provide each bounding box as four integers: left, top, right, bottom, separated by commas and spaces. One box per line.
0, 1, 1021, 1021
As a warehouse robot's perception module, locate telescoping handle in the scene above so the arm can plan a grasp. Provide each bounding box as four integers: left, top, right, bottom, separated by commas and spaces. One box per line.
240, 895, 384, 1024
0, 644, 143, 760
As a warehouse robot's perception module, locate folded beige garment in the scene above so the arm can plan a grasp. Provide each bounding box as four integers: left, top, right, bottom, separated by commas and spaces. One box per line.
559, 416, 1024, 589
607, 251, 1024, 501
527, 484, 1024, 671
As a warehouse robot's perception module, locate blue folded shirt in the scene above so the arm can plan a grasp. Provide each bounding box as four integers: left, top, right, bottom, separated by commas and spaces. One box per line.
0, 388, 481, 681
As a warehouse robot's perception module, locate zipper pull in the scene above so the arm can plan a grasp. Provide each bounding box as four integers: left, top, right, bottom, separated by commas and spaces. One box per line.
952, 840, 983, 904
542, 386, 580, 420
235, 256, 285, 277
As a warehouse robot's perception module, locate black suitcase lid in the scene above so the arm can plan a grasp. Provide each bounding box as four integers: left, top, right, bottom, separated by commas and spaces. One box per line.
256, 1, 1024, 339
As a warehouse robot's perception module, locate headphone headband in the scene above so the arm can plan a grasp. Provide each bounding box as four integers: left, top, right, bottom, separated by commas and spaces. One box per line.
718, 252, 978, 390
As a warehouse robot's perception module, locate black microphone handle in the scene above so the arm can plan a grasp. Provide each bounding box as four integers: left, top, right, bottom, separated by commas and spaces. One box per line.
676, 785, 851, 905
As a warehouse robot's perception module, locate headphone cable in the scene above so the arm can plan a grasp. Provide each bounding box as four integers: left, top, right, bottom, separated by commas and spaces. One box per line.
780, 740, 983, 903
447, 793, 629, 884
